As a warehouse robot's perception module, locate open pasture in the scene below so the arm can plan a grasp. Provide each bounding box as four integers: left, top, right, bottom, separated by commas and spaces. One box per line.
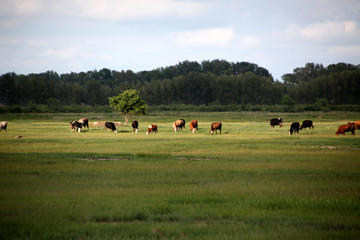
0, 112, 359, 239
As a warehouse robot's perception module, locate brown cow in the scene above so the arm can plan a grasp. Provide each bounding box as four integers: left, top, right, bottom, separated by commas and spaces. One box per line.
146, 124, 158, 135
353, 121, 360, 130
336, 123, 355, 135
210, 122, 222, 135
172, 119, 185, 132
189, 120, 198, 133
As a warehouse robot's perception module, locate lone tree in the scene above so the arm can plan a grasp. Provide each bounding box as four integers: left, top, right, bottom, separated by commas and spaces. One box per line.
109, 89, 147, 126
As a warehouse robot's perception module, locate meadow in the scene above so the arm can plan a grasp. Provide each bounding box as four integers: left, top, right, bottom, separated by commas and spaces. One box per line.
0, 111, 359, 239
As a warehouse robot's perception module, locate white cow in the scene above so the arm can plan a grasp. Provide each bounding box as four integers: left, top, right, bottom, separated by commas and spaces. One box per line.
0, 121, 7, 131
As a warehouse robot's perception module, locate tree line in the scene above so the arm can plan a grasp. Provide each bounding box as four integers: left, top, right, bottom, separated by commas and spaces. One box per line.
0, 60, 359, 107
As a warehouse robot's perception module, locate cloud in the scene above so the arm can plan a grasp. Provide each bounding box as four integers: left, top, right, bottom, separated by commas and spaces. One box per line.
0, 0, 45, 16
239, 36, 259, 48
44, 47, 81, 59
328, 45, 360, 56
284, 21, 359, 41
175, 27, 235, 47
100, 53, 113, 60
0, 0, 204, 20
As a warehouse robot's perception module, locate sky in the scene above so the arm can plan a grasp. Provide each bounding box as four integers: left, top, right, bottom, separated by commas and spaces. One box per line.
0, 0, 359, 81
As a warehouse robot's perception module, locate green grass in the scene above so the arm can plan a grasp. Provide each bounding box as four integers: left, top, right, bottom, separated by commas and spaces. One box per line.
0, 112, 359, 239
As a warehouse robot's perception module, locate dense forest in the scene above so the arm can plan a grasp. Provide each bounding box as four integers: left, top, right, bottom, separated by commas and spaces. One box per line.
0, 60, 359, 110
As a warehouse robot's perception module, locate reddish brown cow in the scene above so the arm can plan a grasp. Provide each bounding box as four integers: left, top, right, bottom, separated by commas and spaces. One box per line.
189, 120, 198, 133
210, 122, 222, 135
146, 124, 158, 135
353, 121, 360, 130
336, 123, 355, 135
78, 118, 89, 129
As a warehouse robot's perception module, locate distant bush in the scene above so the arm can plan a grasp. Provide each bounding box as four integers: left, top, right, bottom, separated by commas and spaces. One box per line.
0, 104, 360, 114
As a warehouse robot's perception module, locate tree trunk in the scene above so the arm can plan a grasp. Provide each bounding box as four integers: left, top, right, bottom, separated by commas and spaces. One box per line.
124, 114, 130, 126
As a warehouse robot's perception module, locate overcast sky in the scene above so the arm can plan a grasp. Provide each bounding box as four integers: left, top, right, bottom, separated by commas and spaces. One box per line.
1, 0, 359, 80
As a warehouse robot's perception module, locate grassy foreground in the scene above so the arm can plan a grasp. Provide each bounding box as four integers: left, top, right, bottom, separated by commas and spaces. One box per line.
0, 112, 359, 239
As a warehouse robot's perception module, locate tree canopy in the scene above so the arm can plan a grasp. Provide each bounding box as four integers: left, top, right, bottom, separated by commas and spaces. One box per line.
0, 60, 359, 107
109, 89, 147, 125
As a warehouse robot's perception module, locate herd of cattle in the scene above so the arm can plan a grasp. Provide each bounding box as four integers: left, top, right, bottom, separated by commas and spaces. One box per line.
0, 118, 359, 136
67, 118, 360, 136
270, 118, 315, 135
269, 118, 360, 136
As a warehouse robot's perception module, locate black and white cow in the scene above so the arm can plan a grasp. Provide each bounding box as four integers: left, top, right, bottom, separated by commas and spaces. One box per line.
132, 120, 139, 133
105, 122, 117, 133
0, 121, 7, 132
70, 121, 82, 132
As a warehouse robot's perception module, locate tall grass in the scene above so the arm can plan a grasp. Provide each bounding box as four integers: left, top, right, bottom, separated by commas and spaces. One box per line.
0, 112, 359, 239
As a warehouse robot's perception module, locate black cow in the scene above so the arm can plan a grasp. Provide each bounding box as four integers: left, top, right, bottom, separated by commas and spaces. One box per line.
300, 120, 314, 130
105, 122, 117, 133
289, 122, 300, 135
270, 118, 283, 128
132, 120, 139, 133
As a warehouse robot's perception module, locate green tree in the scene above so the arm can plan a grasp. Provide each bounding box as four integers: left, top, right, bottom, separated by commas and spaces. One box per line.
282, 94, 296, 106
109, 89, 147, 125
47, 98, 62, 112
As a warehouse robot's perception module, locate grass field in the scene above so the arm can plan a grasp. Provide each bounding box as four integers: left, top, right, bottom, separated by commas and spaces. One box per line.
0, 111, 359, 239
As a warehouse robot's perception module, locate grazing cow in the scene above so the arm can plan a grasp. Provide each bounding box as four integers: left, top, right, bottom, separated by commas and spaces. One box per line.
78, 118, 89, 129
353, 121, 360, 130
336, 123, 355, 135
132, 120, 139, 133
289, 122, 300, 135
270, 118, 283, 128
189, 120, 198, 133
0, 121, 7, 132
105, 122, 117, 133
70, 121, 82, 132
172, 119, 186, 132
210, 122, 222, 135
300, 120, 314, 130
146, 124, 158, 135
